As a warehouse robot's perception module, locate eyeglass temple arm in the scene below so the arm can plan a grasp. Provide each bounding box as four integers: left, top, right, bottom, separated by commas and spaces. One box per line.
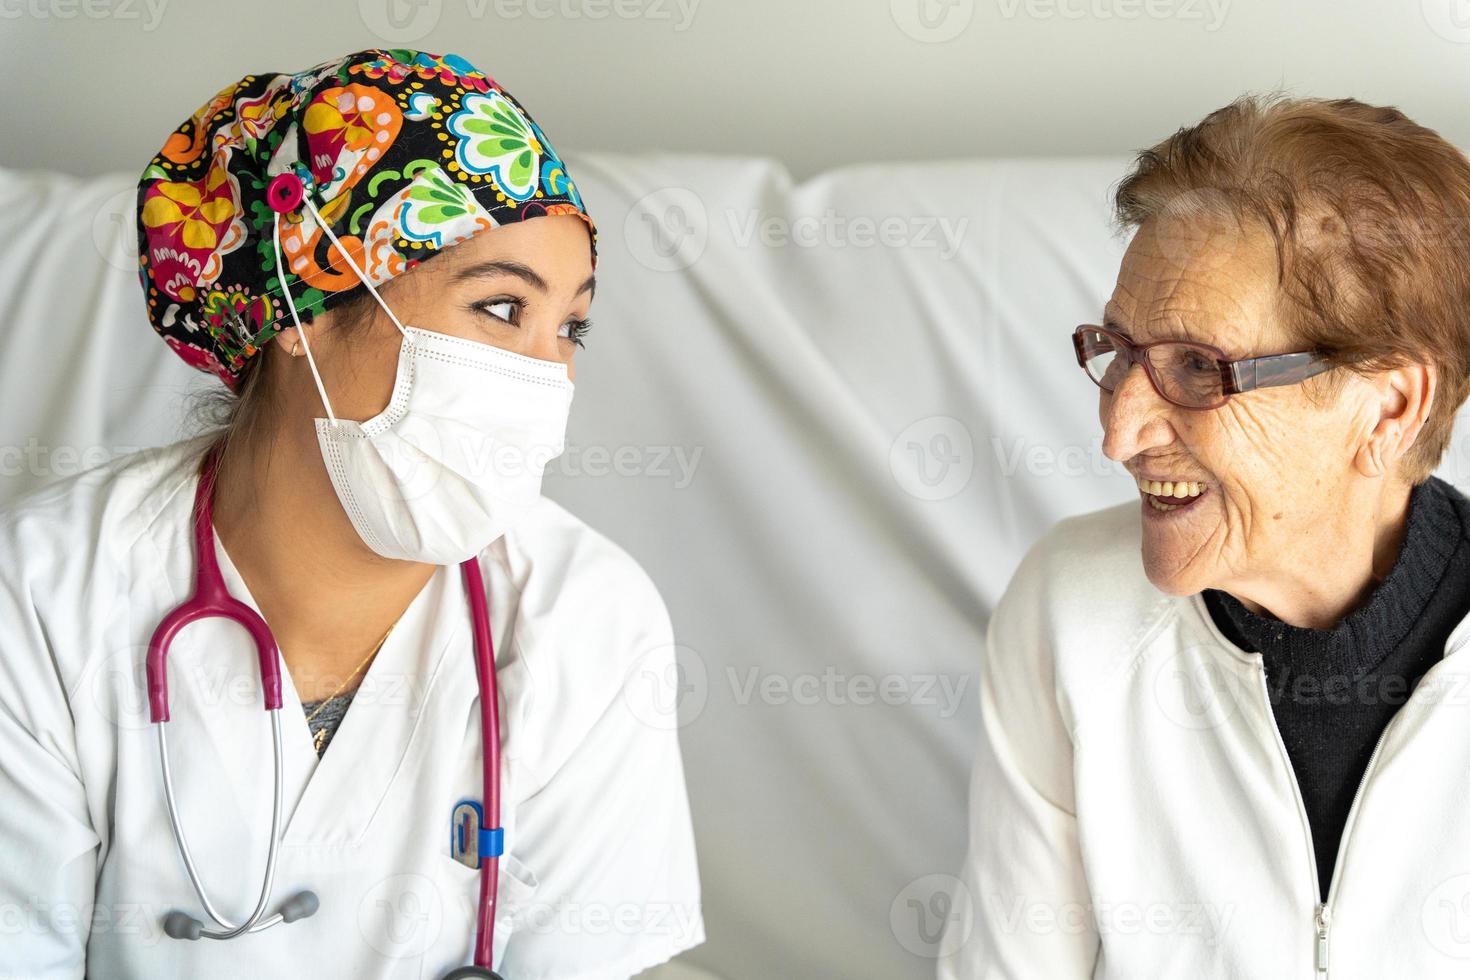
1225, 351, 1332, 396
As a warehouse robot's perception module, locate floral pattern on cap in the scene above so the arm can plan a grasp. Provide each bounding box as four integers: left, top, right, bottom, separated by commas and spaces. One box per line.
137, 49, 596, 388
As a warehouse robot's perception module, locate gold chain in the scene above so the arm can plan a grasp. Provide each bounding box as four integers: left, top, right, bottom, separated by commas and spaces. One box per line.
304, 618, 400, 727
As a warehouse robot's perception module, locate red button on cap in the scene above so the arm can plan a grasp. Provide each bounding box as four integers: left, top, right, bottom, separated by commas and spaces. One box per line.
267, 172, 305, 214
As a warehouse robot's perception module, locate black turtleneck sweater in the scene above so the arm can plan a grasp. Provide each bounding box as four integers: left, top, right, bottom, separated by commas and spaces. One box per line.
1202, 475, 1470, 901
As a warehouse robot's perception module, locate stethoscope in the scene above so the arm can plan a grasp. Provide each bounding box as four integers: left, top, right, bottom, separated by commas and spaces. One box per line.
144, 444, 508, 979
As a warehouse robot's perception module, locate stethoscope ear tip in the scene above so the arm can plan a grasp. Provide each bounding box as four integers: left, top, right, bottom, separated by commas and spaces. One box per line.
281, 890, 320, 923
162, 911, 203, 941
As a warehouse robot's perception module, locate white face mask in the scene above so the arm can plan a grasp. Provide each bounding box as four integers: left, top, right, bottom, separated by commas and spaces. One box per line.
271, 202, 575, 564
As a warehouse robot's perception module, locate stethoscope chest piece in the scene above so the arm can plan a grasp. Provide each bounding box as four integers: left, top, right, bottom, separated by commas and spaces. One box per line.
442, 969, 505, 979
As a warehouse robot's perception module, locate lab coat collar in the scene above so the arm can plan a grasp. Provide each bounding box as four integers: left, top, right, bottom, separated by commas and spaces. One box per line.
133, 439, 514, 849
207, 526, 468, 844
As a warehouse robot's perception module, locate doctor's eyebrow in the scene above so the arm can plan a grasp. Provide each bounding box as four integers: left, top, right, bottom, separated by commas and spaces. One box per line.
451, 260, 597, 300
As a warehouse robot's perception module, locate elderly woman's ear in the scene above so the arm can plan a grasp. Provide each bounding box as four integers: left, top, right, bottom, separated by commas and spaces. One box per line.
1353, 361, 1437, 479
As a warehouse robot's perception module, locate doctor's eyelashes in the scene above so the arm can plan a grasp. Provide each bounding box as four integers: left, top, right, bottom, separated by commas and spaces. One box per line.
562, 317, 593, 349
471, 296, 524, 326
468, 298, 593, 348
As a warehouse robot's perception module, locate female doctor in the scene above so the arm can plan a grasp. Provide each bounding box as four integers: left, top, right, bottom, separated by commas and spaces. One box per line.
0, 49, 702, 979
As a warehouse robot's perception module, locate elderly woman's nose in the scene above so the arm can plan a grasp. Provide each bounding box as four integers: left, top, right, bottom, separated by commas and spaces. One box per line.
1101, 363, 1173, 461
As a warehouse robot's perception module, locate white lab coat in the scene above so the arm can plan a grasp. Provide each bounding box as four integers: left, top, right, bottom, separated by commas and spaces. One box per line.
0, 434, 704, 980
938, 499, 1470, 979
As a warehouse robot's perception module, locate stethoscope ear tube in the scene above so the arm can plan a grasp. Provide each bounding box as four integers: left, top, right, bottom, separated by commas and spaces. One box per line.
152, 447, 503, 974
157, 710, 311, 939
146, 445, 284, 726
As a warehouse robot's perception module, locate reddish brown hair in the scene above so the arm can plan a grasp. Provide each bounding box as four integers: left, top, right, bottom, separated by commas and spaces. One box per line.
1113, 93, 1470, 484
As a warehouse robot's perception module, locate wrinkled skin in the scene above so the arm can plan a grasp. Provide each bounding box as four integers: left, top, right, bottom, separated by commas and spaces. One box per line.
1099, 212, 1435, 628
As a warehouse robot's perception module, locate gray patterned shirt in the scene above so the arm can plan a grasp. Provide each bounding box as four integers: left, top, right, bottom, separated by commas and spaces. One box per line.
301, 692, 355, 756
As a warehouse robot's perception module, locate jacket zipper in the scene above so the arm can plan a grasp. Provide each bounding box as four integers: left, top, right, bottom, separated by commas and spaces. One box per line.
1313, 903, 1330, 974
1252, 662, 1395, 978
1254, 638, 1470, 977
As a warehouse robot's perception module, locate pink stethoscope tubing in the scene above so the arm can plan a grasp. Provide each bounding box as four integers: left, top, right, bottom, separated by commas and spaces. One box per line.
144, 445, 506, 977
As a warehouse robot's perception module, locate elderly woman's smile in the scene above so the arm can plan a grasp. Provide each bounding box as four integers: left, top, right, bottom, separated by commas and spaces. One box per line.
1133, 476, 1207, 509
1083, 207, 1423, 623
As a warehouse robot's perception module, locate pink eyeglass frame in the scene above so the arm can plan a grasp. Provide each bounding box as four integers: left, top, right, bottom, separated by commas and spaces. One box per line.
1072, 324, 1335, 410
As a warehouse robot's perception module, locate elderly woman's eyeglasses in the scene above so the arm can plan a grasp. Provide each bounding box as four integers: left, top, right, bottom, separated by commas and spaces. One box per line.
1072, 325, 1335, 410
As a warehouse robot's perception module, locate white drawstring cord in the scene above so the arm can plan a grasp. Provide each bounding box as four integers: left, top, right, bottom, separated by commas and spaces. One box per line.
271, 210, 337, 423
300, 195, 410, 339
270, 192, 415, 423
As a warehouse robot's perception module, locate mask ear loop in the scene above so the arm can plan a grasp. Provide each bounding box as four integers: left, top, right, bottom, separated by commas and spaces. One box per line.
269, 185, 414, 423
300, 196, 410, 341
272, 210, 338, 424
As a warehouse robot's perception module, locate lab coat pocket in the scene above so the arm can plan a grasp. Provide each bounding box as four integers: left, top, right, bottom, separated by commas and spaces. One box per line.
499, 858, 540, 928
497, 853, 540, 933
436, 851, 539, 957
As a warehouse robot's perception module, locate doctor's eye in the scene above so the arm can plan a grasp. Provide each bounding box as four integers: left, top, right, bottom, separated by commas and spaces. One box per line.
561, 318, 592, 349
474, 298, 521, 325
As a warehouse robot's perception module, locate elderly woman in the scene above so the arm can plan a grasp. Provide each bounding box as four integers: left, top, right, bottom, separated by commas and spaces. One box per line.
940, 95, 1470, 978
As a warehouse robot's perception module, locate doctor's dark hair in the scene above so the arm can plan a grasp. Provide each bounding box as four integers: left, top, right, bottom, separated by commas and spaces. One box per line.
1111, 92, 1470, 485
191, 287, 383, 456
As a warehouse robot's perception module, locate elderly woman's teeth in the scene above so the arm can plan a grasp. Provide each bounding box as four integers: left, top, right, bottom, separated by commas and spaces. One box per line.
1134, 477, 1207, 512
1136, 478, 1205, 497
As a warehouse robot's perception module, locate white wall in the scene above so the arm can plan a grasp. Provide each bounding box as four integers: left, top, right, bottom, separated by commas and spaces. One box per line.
4, 0, 1470, 180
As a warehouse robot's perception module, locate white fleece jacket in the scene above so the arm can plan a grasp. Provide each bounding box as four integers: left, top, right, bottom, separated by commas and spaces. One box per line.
938, 500, 1470, 979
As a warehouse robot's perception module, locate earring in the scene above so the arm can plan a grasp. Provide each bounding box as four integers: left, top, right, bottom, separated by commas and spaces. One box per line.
290, 339, 303, 358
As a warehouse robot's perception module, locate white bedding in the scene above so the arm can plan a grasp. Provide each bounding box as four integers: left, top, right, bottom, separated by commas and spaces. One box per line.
6, 155, 1466, 978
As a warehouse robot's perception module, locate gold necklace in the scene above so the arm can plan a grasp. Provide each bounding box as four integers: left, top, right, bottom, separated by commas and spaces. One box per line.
305, 619, 399, 753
